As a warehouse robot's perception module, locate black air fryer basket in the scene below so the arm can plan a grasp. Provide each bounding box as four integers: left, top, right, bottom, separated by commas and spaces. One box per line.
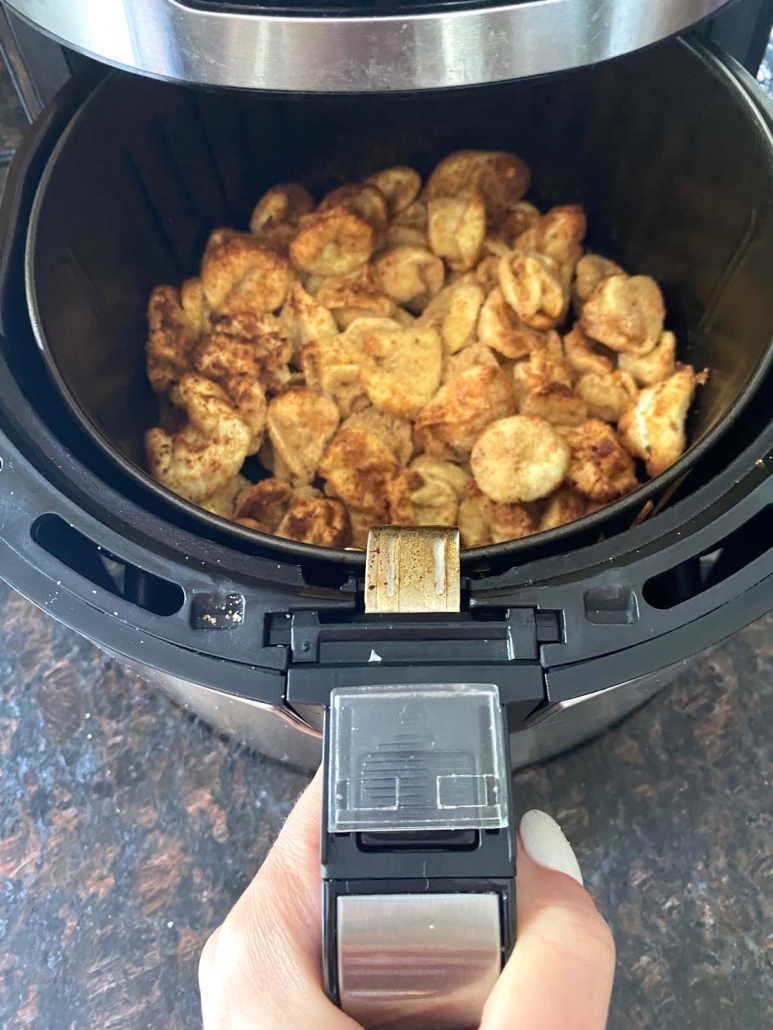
23, 39, 773, 565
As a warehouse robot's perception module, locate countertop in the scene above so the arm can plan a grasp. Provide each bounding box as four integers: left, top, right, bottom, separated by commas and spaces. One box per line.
1, 48, 773, 1030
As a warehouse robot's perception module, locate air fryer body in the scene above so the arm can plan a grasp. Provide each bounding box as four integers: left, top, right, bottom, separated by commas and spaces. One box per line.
136, 655, 691, 769
1, 37, 773, 770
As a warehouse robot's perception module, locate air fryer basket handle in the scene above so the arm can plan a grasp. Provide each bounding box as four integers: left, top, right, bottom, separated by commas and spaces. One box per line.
320, 528, 517, 1029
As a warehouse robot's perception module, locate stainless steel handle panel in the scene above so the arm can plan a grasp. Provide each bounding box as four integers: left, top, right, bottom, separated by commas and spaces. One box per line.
5, 0, 729, 93
337, 893, 501, 1029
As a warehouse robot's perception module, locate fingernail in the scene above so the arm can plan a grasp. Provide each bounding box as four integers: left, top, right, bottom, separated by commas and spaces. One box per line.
519, 809, 584, 886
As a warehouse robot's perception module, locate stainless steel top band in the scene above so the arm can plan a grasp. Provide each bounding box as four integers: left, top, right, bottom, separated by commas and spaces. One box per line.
6, 0, 729, 93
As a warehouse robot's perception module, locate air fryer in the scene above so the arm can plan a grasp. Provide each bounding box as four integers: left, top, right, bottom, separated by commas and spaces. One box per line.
2, 2, 773, 1026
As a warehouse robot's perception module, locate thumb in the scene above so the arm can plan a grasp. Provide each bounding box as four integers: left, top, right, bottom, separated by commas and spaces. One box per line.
481, 810, 615, 1030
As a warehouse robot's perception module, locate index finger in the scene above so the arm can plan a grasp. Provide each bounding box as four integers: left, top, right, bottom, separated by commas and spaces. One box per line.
481, 817, 615, 1030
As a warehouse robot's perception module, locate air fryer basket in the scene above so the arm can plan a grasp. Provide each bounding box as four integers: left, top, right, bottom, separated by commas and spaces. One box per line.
25, 38, 773, 563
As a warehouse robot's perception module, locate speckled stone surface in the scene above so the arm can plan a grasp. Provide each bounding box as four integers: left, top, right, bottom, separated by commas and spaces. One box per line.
1, 37, 773, 1030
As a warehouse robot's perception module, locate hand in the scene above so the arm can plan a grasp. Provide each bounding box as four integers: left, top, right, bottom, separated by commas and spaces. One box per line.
199, 770, 615, 1029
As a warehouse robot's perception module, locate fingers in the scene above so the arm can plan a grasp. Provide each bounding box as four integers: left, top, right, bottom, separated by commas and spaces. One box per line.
481, 810, 615, 1030
199, 768, 359, 1030
200, 780, 614, 1030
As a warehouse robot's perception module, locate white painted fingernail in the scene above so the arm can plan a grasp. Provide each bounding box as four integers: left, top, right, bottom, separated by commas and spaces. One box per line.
519, 809, 583, 886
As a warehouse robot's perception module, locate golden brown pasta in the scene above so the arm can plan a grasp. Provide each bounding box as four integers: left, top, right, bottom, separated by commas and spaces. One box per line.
470, 415, 571, 504
145, 149, 704, 549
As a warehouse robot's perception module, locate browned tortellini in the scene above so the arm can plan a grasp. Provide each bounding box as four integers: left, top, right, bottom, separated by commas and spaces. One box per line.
520, 384, 589, 427
515, 205, 586, 268
267, 387, 340, 482
480, 236, 511, 259
387, 457, 469, 528
426, 150, 531, 226
203, 227, 241, 257
146, 284, 200, 394
575, 369, 638, 423
257, 437, 292, 481
235, 477, 294, 530
223, 373, 268, 455
540, 488, 587, 531
427, 192, 487, 273
251, 183, 314, 231
618, 331, 677, 386
290, 206, 375, 276
343, 407, 414, 466
365, 167, 422, 219
581, 274, 665, 356
457, 482, 537, 546
249, 183, 314, 253
316, 266, 396, 328
410, 455, 470, 499
300, 327, 372, 417
193, 312, 292, 396
419, 279, 485, 354
394, 200, 428, 231
499, 250, 570, 331
563, 325, 615, 378
277, 497, 351, 547
202, 474, 251, 520
472, 253, 504, 293
442, 343, 500, 384
382, 224, 430, 251
319, 425, 399, 519
512, 334, 573, 402
202, 232, 292, 315
572, 253, 625, 313
618, 365, 705, 477
478, 287, 545, 359
352, 319, 443, 418
561, 419, 639, 501
499, 202, 541, 246
308, 318, 432, 419
414, 365, 515, 460
374, 246, 445, 312
457, 483, 492, 548
318, 183, 389, 242
471, 415, 571, 504
484, 498, 536, 543
280, 281, 338, 362
146, 149, 704, 550
146, 374, 252, 504
181, 278, 212, 338
342, 508, 376, 550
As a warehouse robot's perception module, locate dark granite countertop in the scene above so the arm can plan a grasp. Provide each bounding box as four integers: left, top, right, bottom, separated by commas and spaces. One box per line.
2, 582, 771, 1030
1, 43, 773, 1030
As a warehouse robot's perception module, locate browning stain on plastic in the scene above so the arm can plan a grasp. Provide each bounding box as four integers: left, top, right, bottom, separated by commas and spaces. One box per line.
365, 526, 460, 614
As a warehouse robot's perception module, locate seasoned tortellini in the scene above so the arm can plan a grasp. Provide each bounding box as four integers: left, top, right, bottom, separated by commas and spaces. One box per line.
145, 149, 705, 548
146, 374, 252, 504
